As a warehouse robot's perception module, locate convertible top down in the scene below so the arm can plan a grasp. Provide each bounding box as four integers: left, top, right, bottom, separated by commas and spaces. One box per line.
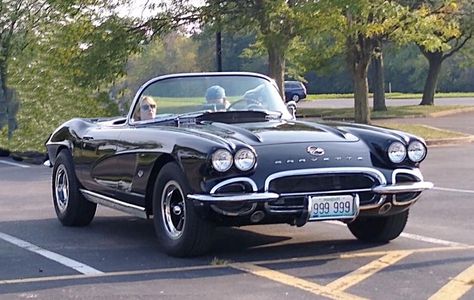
46, 72, 433, 256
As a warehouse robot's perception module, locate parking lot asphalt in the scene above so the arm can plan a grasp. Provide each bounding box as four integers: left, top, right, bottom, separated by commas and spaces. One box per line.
1, 140, 473, 299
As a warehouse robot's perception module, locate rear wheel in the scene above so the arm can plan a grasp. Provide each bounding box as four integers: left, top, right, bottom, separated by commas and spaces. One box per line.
291, 94, 300, 102
153, 162, 214, 257
348, 210, 409, 242
52, 150, 96, 226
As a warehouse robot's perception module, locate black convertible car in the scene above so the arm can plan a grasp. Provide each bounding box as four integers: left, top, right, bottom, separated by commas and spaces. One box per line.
46, 72, 433, 257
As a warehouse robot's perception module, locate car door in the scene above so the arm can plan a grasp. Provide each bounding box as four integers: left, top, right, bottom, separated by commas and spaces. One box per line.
112, 126, 167, 208
76, 123, 123, 198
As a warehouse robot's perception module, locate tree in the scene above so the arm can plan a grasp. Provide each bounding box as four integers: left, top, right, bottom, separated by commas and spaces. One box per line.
0, 0, 140, 141
0, 0, 50, 138
161, 0, 324, 97
330, 0, 411, 123
111, 31, 200, 112
1, 1, 145, 150
409, 0, 473, 105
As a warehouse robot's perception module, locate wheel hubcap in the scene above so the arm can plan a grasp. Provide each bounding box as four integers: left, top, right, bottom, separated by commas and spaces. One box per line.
161, 181, 186, 239
55, 165, 69, 213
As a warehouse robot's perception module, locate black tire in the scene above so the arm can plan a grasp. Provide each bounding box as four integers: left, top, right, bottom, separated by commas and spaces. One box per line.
153, 162, 214, 257
348, 210, 409, 242
291, 94, 300, 102
52, 150, 96, 226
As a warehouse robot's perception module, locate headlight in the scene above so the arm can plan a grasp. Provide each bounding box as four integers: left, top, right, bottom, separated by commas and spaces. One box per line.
408, 141, 426, 162
234, 148, 256, 171
388, 142, 406, 163
211, 149, 233, 172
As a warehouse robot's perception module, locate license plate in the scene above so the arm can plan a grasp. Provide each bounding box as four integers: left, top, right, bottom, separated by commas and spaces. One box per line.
308, 195, 358, 221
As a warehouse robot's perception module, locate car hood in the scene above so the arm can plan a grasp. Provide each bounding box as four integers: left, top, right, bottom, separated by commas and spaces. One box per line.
182, 119, 359, 146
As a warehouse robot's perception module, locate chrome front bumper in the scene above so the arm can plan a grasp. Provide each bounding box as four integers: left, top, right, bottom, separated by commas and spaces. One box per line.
188, 181, 434, 202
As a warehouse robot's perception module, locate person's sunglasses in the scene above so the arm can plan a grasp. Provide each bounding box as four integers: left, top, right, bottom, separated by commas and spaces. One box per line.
141, 104, 156, 111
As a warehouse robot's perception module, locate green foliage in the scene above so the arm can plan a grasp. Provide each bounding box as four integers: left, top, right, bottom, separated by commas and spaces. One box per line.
0, 0, 140, 152
111, 32, 201, 112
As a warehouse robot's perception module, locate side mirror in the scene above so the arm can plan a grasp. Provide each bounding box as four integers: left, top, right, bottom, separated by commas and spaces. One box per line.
286, 100, 297, 119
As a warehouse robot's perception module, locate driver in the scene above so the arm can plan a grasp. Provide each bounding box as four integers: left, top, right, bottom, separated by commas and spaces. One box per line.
205, 85, 230, 109
134, 96, 157, 121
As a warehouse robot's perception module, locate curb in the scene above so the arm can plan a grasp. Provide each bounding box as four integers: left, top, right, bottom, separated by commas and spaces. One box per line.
9, 151, 48, 165
428, 107, 474, 117
426, 135, 474, 146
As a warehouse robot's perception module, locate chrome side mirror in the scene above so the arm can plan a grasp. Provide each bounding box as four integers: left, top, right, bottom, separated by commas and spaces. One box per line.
286, 100, 297, 119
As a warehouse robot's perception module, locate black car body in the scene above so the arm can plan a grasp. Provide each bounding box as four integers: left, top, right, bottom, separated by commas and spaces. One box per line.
284, 80, 307, 102
46, 72, 433, 257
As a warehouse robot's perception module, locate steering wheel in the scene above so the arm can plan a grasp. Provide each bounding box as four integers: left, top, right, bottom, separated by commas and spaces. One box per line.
228, 98, 263, 110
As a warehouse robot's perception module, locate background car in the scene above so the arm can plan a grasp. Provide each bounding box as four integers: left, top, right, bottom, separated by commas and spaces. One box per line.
284, 80, 307, 102
46, 72, 433, 257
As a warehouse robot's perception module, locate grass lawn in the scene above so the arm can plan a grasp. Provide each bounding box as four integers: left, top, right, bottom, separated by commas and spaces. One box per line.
375, 123, 469, 140
307, 92, 474, 100
297, 105, 474, 119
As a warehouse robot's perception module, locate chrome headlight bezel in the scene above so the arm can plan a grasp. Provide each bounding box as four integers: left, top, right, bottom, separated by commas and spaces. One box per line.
388, 141, 407, 163
211, 149, 233, 172
234, 148, 256, 171
407, 141, 427, 162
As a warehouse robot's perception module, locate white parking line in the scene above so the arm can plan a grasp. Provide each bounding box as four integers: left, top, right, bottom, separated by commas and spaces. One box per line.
0, 232, 103, 275
400, 233, 469, 247
0, 160, 30, 168
323, 221, 470, 247
433, 187, 474, 194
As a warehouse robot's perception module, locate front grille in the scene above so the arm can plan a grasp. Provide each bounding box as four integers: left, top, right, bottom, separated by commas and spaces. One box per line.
265, 196, 305, 214
268, 173, 376, 194
267, 173, 380, 209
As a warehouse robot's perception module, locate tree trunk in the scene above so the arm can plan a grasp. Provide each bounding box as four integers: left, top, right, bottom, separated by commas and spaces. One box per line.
354, 65, 370, 124
347, 35, 372, 124
420, 50, 443, 106
372, 39, 386, 111
0, 67, 8, 131
0, 64, 18, 139
268, 45, 285, 99
216, 31, 222, 72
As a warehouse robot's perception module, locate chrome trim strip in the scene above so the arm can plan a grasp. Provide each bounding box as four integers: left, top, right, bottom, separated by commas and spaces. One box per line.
372, 182, 434, 194
391, 168, 431, 205
360, 195, 387, 210
392, 168, 424, 184
127, 72, 273, 125
80, 189, 147, 219
210, 177, 258, 194
188, 192, 279, 202
264, 167, 387, 191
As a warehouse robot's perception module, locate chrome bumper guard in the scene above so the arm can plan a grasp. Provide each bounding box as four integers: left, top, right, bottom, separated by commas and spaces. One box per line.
188, 181, 433, 202
372, 181, 433, 194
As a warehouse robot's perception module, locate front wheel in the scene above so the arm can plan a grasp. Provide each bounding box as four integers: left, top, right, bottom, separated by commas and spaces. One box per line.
52, 150, 96, 226
153, 162, 214, 257
348, 210, 409, 242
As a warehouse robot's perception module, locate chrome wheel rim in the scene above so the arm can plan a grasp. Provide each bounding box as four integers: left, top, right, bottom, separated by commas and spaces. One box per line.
55, 164, 69, 213
292, 94, 299, 101
161, 180, 186, 239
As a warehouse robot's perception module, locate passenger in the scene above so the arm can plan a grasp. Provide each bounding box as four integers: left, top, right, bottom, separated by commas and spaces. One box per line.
205, 85, 230, 110
134, 96, 157, 121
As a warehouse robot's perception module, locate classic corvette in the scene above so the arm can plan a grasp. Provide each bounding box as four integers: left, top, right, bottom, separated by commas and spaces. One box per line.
46, 72, 433, 257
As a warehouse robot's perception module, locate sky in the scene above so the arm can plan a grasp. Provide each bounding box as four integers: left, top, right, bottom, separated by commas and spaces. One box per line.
120, 0, 204, 19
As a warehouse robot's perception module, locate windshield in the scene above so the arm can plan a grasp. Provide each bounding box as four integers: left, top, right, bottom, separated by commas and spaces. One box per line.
129, 74, 292, 123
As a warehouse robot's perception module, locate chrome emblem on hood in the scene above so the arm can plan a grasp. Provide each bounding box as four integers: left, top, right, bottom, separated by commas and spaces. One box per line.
307, 146, 325, 156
